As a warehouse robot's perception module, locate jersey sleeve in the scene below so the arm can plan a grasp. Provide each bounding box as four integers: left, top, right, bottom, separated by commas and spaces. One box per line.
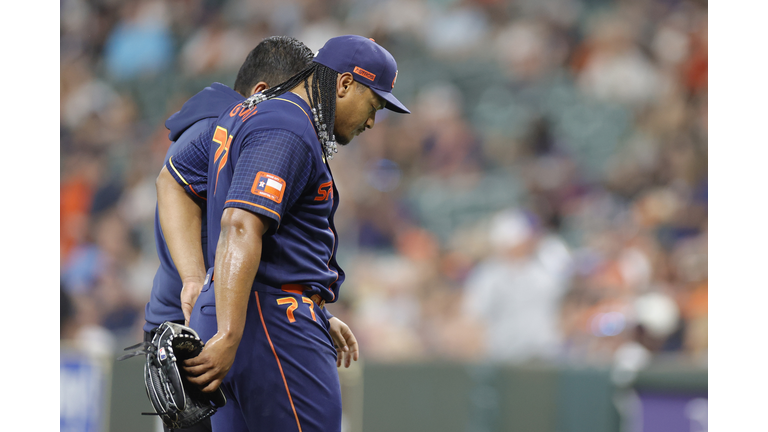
165, 124, 214, 201
224, 129, 313, 228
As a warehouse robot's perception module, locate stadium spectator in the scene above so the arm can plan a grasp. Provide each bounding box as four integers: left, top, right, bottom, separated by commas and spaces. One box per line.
463, 208, 572, 363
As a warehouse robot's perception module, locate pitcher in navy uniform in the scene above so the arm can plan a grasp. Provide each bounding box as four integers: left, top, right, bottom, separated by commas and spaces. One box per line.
162, 35, 409, 432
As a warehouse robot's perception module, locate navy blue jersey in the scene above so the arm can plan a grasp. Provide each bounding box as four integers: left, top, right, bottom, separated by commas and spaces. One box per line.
144, 83, 245, 333
167, 92, 345, 304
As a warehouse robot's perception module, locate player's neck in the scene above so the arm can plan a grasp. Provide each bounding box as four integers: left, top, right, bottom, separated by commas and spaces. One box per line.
288, 76, 314, 107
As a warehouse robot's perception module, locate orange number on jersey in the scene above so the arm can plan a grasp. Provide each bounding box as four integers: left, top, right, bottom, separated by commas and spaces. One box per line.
213, 126, 234, 195
302, 298, 317, 322
277, 297, 299, 323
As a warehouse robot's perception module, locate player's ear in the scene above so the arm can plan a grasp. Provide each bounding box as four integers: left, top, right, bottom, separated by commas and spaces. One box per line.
337, 73, 354, 98
250, 82, 269, 96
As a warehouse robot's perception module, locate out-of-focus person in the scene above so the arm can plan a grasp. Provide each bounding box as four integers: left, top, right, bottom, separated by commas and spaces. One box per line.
462, 208, 572, 363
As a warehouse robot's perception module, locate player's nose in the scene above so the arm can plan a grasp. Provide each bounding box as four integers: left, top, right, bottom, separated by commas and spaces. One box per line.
365, 113, 376, 130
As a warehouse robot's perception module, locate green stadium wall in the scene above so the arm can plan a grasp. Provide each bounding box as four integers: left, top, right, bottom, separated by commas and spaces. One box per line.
104, 358, 706, 432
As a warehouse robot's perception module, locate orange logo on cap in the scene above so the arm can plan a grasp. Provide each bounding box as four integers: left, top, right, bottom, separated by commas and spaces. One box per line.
392, 70, 398, 89
353, 66, 376, 81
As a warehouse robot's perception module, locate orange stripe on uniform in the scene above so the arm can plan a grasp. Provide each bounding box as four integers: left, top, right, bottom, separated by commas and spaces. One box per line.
255, 293, 303, 432
225, 199, 281, 221
187, 184, 207, 201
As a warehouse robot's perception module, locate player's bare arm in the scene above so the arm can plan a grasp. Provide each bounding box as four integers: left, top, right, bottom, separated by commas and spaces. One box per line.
328, 317, 359, 368
156, 166, 207, 325
183, 207, 270, 393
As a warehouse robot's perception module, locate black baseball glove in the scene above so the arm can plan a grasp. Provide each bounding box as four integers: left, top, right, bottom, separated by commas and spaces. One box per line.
118, 321, 226, 429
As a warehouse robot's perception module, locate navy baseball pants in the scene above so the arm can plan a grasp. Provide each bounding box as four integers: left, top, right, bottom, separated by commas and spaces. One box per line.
189, 277, 342, 432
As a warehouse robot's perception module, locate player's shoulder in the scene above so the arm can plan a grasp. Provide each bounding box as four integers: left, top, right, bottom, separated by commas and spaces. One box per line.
256, 97, 314, 130
239, 98, 316, 144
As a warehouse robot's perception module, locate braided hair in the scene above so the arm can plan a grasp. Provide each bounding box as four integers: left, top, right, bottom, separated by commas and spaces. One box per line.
241, 63, 340, 160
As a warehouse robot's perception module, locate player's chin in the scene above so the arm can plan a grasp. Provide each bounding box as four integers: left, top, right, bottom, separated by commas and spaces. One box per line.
335, 134, 352, 146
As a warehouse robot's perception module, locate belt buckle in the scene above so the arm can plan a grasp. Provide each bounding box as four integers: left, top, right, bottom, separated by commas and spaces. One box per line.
311, 294, 325, 309
282, 284, 325, 309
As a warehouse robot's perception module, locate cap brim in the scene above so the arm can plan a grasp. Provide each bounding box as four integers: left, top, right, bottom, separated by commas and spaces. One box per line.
371, 88, 410, 114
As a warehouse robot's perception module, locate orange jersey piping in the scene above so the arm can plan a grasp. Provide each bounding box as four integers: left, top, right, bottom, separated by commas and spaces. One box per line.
224, 199, 281, 221
256, 293, 303, 432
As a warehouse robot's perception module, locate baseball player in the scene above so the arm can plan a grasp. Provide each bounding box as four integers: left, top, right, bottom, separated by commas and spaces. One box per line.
158, 35, 409, 431
143, 36, 313, 432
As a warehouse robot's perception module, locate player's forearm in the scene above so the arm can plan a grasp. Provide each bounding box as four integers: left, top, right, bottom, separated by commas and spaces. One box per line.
157, 167, 207, 284
213, 208, 268, 344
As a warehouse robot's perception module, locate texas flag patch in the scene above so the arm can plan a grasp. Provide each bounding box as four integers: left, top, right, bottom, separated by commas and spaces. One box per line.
251, 172, 286, 203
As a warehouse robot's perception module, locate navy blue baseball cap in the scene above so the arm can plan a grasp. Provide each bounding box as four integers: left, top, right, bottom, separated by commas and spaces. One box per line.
313, 35, 410, 114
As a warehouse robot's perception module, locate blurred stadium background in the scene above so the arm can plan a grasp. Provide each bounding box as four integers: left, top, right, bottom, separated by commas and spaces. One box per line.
60, 0, 707, 431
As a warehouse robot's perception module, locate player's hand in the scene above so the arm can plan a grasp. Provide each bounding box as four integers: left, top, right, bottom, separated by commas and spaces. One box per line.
329, 317, 359, 368
180, 279, 205, 326
182, 331, 239, 393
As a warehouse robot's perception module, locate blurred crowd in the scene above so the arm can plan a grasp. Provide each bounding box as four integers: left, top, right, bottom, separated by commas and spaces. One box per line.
60, 0, 707, 368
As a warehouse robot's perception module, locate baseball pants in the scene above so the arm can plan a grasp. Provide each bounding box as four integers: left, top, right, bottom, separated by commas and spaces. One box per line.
189, 276, 342, 432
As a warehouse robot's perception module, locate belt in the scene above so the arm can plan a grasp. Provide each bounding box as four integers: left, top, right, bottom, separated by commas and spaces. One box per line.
209, 271, 324, 308
281, 284, 326, 309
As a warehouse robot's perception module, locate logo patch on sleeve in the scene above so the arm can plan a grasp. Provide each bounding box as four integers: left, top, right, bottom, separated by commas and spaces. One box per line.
251, 172, 286, 203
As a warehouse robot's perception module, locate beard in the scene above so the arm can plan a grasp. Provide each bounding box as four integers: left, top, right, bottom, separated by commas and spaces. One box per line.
333, 128, 352, 146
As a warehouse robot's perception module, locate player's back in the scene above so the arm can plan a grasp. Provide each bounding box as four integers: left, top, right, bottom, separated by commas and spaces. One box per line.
144, 83, 244, 332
